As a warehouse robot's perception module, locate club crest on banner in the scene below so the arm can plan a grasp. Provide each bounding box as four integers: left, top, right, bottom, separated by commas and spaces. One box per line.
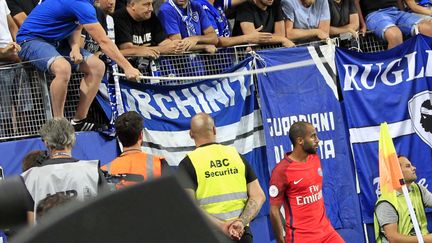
408, 90, 432, 148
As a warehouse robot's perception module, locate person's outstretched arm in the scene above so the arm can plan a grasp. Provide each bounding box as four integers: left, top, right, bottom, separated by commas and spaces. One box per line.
84, 23, 141, 80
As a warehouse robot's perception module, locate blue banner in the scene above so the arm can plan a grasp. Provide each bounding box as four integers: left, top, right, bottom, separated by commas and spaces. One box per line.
256, 46, 364, 241
336, 34, 432, 223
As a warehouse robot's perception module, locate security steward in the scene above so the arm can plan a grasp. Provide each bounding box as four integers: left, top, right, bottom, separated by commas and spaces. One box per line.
102, 111, 167, 189
178, 113, 265, 243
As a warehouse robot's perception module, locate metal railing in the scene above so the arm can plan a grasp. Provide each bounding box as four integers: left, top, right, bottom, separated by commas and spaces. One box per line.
0, 64, 51, 140
0, 32, 386, 141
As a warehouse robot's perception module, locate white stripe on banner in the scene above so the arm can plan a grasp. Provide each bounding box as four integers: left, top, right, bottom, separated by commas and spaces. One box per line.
141, 110, 265, 165
308, 45, 339, 100
142, 129, 265, 166
349, 119, 415, 143
320, 44, 337, 74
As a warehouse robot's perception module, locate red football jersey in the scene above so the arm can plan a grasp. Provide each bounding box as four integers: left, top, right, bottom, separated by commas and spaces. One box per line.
269, 152, 337, 243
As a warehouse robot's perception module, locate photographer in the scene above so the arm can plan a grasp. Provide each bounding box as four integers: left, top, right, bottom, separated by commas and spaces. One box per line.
21, 118, 107, 222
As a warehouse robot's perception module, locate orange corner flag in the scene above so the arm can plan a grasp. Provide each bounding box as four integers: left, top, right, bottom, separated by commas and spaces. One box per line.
379, 123, 404, 196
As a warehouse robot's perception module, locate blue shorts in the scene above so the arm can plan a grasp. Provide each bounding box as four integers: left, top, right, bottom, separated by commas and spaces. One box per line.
18, 38, 93, 73
366, 7, 423, 39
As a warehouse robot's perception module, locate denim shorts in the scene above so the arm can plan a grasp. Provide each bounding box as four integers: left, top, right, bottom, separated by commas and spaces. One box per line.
366, 7, 424, 39
18, 38, 93, 73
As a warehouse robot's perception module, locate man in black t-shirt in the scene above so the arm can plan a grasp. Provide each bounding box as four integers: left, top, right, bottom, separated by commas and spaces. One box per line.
232, 0, 294, 47
328, 0, 359, 37
113, 0, 183, 58
5, 0, 38, 27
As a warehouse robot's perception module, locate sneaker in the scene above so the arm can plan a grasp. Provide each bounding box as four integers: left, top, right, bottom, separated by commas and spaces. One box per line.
71, 118, 107, 132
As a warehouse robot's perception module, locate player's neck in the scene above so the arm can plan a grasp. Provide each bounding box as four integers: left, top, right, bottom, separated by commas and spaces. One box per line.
195, 138, 215, 148
289, 149, 308, 162
122, 143, 142, 153
208, 0, 215, 5
123, 144, 141, 152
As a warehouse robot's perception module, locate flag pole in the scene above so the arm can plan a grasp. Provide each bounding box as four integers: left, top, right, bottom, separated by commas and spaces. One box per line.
400, 183, 424, 243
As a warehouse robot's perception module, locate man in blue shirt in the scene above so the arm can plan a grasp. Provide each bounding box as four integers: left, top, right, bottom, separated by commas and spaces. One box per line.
158, 0, 218, 52
16, 0, 140, 131
282, 0, 331, 41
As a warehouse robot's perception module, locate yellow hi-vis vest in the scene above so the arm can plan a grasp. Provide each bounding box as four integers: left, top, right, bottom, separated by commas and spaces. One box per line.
188, 144, 248, 222
374, 183, 429, 243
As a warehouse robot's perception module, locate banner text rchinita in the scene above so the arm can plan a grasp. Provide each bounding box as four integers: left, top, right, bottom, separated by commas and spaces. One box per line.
121, 71, 250, 119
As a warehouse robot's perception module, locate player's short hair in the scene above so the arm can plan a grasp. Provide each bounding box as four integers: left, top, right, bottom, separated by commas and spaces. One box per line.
288, 121, 311, 145
115, 111, 144, 147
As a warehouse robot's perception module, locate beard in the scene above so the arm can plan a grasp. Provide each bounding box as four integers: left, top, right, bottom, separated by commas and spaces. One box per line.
303, 143, 317, 154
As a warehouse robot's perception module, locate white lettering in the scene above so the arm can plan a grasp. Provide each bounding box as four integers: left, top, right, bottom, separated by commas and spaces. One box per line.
281, 117, 290, 136
229, 75, 248, 100
191, 87, 212, 113
311, 113, 320, 132
343, 50, 432, 91
267, 112, 335, 138
154, 93, 179, 119
406, 52, 424, 81
169, 89, 202, 117
295, 190, 322, 205
118, 70, 254, 120
221, 78, 236, 106
200, 82, 231, 111
381, 58, 403, 86
273, 118, 283, 137
418, 178, 429, 189
132, 35, 143, 45
342, 64, 362, 91
318, 140, 335, 159
268, 118, 274, 136
329, 112, 335, 130
131, 89, 161, 119
123, 89, 138, 112
274, 145, 284, 163
425, 50, 432, 77
360, 63, 384, 90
